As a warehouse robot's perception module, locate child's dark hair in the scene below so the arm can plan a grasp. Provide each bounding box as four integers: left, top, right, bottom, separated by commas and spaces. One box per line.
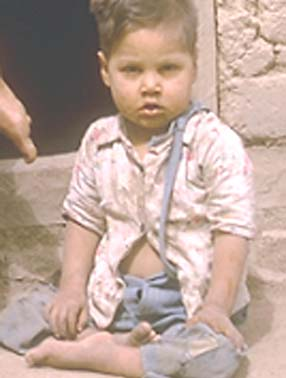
90, 0, 198, 60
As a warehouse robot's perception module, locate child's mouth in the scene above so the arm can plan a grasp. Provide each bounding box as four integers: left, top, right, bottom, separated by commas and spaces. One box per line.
140, 103, 163, 115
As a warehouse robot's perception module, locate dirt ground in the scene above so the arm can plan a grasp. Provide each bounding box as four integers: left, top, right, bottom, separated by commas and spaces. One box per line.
1, 277, 285, 378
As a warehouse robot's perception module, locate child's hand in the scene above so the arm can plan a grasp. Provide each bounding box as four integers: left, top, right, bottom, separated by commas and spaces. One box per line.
187, 303, 245, 350
0, 78, 37, 163
45, 289, 88, 340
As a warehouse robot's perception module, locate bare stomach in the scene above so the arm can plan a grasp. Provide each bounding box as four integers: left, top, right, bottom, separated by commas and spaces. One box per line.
119, 236, 164, 278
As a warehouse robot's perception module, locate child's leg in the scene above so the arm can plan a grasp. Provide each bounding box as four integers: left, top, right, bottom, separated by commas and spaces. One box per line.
141, 322, 244, 378
26, 331, 143, 377
26, 322, 243, 378
25, 322, 157, 378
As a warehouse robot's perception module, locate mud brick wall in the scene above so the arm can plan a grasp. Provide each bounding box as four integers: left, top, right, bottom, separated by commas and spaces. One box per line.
216, 0, 286, 285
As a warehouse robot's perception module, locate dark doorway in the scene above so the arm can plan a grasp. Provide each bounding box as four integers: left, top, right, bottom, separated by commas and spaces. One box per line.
0, 0, 115, 158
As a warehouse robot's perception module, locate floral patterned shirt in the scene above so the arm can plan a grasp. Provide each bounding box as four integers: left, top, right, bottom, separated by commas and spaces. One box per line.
63, 110, 255, 329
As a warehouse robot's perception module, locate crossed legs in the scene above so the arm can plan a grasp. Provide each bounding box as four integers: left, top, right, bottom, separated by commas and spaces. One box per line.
25, 321, 242, 378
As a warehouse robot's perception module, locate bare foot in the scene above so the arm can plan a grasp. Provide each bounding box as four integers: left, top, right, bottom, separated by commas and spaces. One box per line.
25, 331, 112, 369
25, 331, 143, 377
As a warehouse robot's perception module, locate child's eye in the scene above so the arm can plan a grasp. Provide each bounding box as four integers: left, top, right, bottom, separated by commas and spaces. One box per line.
160, 64, 179, 73
121, 65, 141, 74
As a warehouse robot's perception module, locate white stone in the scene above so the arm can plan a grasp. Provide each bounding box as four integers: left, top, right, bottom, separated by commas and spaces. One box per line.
259, 0, 286, 12
234, 38, 274, 76
249, 146, 286, 209
246, 147, 286, 277
260, 7, 286, 44
216, 0, 259, 14
220, 74, 286, 139
217, 9, 258, 65
247, 146, 286, 274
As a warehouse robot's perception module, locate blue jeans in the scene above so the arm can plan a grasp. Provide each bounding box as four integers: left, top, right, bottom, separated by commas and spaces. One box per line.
109, 272, 245, 378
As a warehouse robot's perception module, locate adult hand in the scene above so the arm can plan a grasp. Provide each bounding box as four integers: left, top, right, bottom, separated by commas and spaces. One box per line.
0, 78, 37, 163
187, 303, 246, 349
45, 289, 89, 340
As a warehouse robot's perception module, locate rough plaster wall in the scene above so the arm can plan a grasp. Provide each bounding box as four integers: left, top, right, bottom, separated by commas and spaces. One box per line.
216, 0, 286, 284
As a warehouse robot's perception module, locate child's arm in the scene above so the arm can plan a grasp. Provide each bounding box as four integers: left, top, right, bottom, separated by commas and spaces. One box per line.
187, 231, 248, 348
46, 219, 100, 340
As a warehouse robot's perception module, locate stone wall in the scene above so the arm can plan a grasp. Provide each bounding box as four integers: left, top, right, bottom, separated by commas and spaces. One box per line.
216, 0, 286, 285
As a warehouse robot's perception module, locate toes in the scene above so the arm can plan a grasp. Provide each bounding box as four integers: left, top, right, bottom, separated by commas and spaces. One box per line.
25, 351, 40, 367
25, 354, 34, 367
128, 322, 157, 346
149, 329, 161, 342
24, 338, 54, 367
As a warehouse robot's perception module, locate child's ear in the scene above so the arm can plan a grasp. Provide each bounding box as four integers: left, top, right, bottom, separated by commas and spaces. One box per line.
97, 51, 110, 87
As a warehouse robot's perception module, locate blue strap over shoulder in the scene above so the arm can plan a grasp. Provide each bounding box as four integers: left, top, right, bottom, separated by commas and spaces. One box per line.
159, 102, 207, 278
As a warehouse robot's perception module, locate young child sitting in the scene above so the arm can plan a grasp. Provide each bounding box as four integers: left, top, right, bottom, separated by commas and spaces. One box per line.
25, 0, 255, 377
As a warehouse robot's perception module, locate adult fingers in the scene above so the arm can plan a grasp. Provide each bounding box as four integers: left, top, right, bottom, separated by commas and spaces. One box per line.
16, 135, 38, 163
9, 115, 37, 163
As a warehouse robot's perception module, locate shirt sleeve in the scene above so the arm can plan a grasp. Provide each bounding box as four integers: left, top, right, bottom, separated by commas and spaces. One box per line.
198, 115, 255, 239
62, 123, 106, 235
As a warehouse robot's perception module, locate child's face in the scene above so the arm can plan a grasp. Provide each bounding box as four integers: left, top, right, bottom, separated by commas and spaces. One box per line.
98, 24, 195, 133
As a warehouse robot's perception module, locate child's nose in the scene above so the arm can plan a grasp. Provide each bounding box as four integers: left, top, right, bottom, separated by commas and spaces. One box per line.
140, 72, 161, 95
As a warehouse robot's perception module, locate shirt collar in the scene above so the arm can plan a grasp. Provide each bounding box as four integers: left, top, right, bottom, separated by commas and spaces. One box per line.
98, 114, 174, 148
92, 114, 123, 147
94, 109, 204, 149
